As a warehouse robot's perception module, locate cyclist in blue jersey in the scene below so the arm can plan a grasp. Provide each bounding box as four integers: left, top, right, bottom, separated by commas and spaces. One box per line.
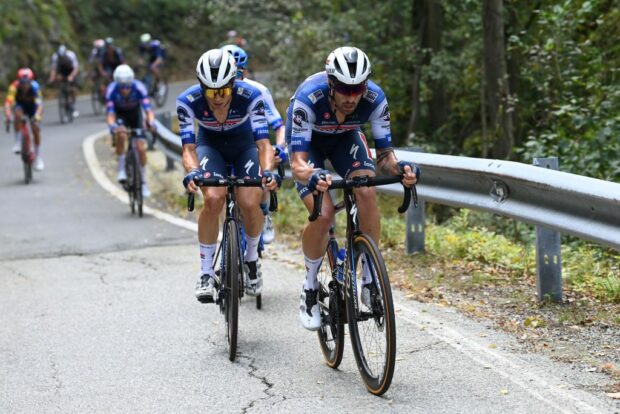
288, 47, 419, 330
222, 44, 287, 245
106, 64, 156, 198
98, 38, 125, 96
138, 33, 166, 93
178, 49, 280, 303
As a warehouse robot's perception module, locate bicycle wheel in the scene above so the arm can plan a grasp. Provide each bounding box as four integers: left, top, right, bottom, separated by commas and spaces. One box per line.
58, 91, 67, 124
223, 219, 240, 361
21, 125, 33, 185
133, 155, 143, 218
125, 151, 136, 214
154, 76, 168, 108
346, 234, 396, 395
317, 238, 345, 369
91, 82, 102, 115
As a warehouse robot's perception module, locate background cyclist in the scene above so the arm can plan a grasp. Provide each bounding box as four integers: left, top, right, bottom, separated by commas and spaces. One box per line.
287, 46, 418, 330
105, 64, 156, 198
48, 44, 80, 118
98, 37, 125, 96
138, 33, 166, 94
222, 44, 287, 245
4, 68, 45, 171
177, 49, 280, 303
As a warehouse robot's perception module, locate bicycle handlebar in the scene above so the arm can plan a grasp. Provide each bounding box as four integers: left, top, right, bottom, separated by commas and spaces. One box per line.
187, 176, 273, 213
308, 175, 418, 222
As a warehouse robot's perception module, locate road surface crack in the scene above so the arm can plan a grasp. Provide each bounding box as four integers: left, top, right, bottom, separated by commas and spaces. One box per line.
238, 354, 278, 413
48, 353, 63, 394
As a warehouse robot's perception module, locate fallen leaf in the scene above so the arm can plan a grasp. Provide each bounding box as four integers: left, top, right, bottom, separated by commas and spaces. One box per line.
488, 344, 497, 349
606, 392, 620, 399
500, 389, 509, 395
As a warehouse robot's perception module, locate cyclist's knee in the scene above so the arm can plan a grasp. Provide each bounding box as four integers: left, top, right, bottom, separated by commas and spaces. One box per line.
237, 188, 261, 212
354, 186, 377, 205
201, 190, 226, 214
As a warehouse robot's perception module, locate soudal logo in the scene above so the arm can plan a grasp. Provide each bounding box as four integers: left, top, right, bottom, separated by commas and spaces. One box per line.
204, 172, 211, 178
323, 112, 330, 119
352, 161, 361, 168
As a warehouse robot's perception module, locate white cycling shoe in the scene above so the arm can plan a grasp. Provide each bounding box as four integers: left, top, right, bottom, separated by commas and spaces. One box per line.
262, 214, 275, 244
299, 287, 321, 331
12, 141, 21, 154
117, 169, 127, 183
244, 260, 263, 296
34, 156, 44, 171
141, 183, 151, 198
195, 274, 216, 303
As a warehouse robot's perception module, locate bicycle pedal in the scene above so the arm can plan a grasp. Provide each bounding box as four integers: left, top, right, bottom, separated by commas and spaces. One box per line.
197, 295, 215, 304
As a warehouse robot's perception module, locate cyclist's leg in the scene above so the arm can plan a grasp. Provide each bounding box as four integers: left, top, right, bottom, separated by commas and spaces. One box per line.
329, 130, 380, 244
11, 106, 24, 151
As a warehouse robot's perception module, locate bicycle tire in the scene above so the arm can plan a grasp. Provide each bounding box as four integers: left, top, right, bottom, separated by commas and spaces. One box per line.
224, 219, 240, 361
21, 124, 33, 184
346, 234, 396, 395
135, 157, 143, 218
91, 79, 103, 115
317, 239, 345, 369
58, 91, 66, 124
125, 151, 136, 214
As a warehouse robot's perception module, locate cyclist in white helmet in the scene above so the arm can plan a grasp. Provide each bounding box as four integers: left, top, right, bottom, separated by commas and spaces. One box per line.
222, 44, 286, 245
177, 49, 280, 302
105, 64, 156, 198
287, 46, 419, 330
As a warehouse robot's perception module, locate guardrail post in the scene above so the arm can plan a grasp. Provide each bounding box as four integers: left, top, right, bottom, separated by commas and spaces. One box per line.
402, 147, 425, 254
533, 157, 563, 302
159, 112, 176, 171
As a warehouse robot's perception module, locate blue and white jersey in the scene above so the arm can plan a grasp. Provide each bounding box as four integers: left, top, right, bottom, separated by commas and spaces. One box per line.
105, 80, 151, 113
175, 81, 269, 146
139, 40, 166, 63
289, 71, 391, 153
242, 78, 283, 131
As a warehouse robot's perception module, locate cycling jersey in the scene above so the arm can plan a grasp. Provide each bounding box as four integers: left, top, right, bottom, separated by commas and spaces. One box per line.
51, 51, 79, 76
175, 81, 269, 146
5, 80, 42, 107
100, 47, 125, 72
287, 71, 391, 153
88, 47, 103, 65
139, 40, 166, 64
105, 80, 151, 113
242, 78, 283, 131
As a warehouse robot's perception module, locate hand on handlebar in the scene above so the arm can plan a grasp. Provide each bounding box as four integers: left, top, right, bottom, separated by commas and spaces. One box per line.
397, 161, 420, 187
183, 168, 202, 193
262, 170, 281, 191
308, 169, 331, 193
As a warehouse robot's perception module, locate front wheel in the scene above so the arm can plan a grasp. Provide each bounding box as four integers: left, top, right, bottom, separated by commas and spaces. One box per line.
153, 76, 168, 108
346, 234, 396, 395
58, 91, 67, 124
224, 219, 240, 361
317, 238, 345, 369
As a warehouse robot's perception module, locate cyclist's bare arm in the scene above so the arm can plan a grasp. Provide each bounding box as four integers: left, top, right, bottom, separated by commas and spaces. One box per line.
291, 151, 331, 191
181, 143, 200, 193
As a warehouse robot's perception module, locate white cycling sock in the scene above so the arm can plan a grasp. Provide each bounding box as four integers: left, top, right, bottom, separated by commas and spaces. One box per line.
118, 154, 126, 173
200, 243, 216, 276
361, 256, 373, 285
303, 256, 323, 290
244, 235, 260, 262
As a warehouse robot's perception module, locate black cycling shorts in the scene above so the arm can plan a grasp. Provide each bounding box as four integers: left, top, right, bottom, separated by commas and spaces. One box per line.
195, 128, 261, 180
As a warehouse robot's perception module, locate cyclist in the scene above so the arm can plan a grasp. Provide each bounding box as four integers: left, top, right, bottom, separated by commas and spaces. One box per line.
177, 49, 280, 303
89, 39, 105, 76
288, 46, 418, 330
48, 44, 80, 118
138, 33, 166, 93
105, 64, 156, 198
222, 44, 286, 245
4, 68, 44, 170
98, 37, 125, 95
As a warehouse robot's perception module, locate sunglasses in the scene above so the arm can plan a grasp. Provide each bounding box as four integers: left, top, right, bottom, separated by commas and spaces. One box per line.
333, 81, 367, 96
204, 86, 233, 99
119, 83, 132, 90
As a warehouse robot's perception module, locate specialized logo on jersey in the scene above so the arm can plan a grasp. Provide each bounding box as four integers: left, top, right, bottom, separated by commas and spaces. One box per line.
293, 108, 308, 127
177, 106, 190, 124
237, 87, 252, 98
363, 89, 378, 103
350, 144, 360, 160
307, 89, 324, 104
200, 157, 209, 170
244, 159, 255, 175
381, 104, 390, 121
252, 100, 265, 117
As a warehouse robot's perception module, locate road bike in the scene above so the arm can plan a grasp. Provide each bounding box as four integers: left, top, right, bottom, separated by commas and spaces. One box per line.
310, 173, 417, 395
57, 79, 74, 124
142, 69, 168, 108
6, 118, 36, 184
116, 127, 145, 217
187, 173, 276, 361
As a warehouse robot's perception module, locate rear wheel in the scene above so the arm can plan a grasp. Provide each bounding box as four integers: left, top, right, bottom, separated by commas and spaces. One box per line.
58, 91, 67, 124
125, 151, 136, 214
153, 75, 168, 108
317, 239, 345, 369
21, 124, 33, 184
346, 234, 396, 396
135, 160, 143, 218
224, 220, 240, 361
91, 79, 102, 115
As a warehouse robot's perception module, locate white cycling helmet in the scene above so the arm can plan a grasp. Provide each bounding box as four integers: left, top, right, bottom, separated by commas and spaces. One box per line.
113, 64, 135, 84
140, 33, 151, 44
93, 39, 104, 48
196, 49, 237, 89
325, 46, 371, 85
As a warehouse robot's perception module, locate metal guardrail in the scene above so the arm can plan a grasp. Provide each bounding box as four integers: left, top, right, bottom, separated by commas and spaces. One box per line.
154, 112, 620, 301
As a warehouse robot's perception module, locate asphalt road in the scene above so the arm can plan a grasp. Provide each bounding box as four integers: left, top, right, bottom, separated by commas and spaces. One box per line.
1, 83, 618, 413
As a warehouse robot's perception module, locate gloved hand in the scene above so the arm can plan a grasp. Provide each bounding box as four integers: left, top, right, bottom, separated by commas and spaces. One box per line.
307, 169, 329, 193
183, 168, 202, 190
275, 144, 288, 163
263, 170, 282, 190
108, 122, 119, 134
397, 161, 420, 187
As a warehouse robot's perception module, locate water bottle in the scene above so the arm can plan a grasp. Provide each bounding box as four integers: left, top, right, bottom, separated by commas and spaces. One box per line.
336, 248, 346, 283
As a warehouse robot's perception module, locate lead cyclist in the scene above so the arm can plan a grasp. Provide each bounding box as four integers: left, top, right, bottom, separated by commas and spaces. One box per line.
287, 46, 418, 330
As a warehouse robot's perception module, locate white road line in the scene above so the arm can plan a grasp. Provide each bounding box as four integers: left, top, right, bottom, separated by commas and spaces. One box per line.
82, 130, 197, 232
396, 303, 607, 414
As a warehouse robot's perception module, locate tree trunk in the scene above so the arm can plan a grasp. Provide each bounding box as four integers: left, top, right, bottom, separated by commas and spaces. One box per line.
482, 0, 514, 158
424, 0, 447, 132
